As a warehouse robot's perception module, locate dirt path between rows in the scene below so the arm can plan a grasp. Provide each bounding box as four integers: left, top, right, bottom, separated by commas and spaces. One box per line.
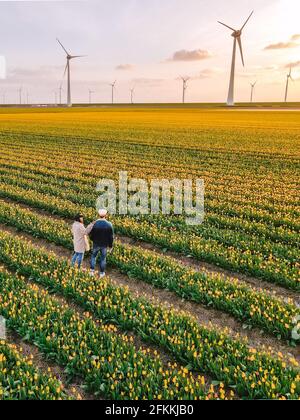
1, 223, 299, 366
1, 197, 298, 305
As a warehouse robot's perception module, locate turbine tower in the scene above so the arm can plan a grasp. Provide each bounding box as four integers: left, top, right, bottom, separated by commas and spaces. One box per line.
58, 84, 63, 105
218, 11, 254, 106
57, 38, 85, 108
54, 90, 58, 106
88, 89, 94, 104
18, 87, 22, 105
250, 81, 257, 103
285, 68, 293, 103
130, 87, 135, 104
181, 77, 190, 104
110, 81, 116, 104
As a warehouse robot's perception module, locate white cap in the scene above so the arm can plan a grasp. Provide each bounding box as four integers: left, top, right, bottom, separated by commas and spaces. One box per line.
98, 209, 108, 218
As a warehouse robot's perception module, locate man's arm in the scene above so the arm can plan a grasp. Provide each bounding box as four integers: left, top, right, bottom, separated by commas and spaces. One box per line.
85, 222, 95, 236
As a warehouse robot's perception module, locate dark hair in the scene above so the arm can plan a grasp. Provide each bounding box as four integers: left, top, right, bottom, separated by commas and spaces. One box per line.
75, 214, 84, 222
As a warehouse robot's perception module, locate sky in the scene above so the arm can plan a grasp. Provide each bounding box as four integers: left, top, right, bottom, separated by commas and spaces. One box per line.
0, 0, 300, 104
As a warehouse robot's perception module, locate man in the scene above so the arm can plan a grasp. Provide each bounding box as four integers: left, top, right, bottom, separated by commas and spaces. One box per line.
88, 209, 114, 278
71, 214, 90, 269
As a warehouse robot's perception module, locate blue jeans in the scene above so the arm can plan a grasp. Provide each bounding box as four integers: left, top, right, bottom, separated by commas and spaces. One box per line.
71, 252, 84, 269
90, 246, 108, 274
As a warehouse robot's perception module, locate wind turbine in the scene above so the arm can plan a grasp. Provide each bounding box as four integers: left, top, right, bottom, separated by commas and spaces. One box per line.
88, 89, 94, 104
181, 77, 190, 104
285, 68, 293, 103
2, 91, 6, 105
18, 87, 22, 105
53, 90, 58, 106
26, 91, 30, 105
57, 38, 86, 107
250, 81, 257, 103
58, 84, 63, 105
110, 81, 116, 104
130, 87, 135, 104
218, 11, 254, 106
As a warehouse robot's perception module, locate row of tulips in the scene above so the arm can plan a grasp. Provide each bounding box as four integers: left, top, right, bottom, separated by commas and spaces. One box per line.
0, 270, 226, 400
0, 340, 73, 400
0, 155, 298, 230
1, 160, 298, 248
0, 230, 299, 399
0, 159, 298, 238
1, 135, 297, 209
0, 184, 298, 290
0, 166, 298, 255
0, 199, 299, 342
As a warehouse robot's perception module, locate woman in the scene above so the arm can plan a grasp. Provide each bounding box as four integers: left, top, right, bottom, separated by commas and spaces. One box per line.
71, 214, 90, 269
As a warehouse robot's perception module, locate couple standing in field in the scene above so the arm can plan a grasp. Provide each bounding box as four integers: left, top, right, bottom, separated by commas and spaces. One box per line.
71, 209, 114, 278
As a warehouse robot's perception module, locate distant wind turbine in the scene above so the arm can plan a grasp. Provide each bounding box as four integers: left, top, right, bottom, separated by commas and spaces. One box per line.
285, 68, 293, 103
57, 38, 86, 107
250, 81, 257, 103
110, 81, 116, 104
54, 90, 58, 106
2, 91, 6, 105
181, 77, 190, 104
58, 84, 63, 105
88, 89, 95, 104
218, 11, 254, 106
130, 87, 135, 104
18, 87, 22, 105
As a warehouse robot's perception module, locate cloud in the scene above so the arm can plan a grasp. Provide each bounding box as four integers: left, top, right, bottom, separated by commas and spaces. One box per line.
264, 65, 279, 71
192, 68, 222, 80
286, 61, 300, 69
168, 49, 212, 62
291, 34, 300, 41
175, 68, 222, 82
264, 41, 299, 50
264, 34, 300, 50
131, 78, 165, 87
7, 66, 62, 83
115, 64, 135, 71
237, 72, 258, 79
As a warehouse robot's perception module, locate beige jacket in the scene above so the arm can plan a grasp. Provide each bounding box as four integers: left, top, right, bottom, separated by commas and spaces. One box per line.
71, 222, 90, 253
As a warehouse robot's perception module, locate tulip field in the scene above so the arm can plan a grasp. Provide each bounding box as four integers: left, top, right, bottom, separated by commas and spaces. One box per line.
0, 107, 299, 400
0, 340, 75, 400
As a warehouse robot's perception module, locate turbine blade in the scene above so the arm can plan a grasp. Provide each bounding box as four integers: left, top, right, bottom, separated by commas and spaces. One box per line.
56, 38, 70, 55
62, 63, 68, 79
69, 55, 87, 60
237, 36, 245, 66
218, 21, 236, 31
241, 11, 254, 31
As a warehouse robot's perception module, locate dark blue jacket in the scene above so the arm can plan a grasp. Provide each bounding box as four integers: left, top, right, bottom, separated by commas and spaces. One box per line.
89, 220, 114, 248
